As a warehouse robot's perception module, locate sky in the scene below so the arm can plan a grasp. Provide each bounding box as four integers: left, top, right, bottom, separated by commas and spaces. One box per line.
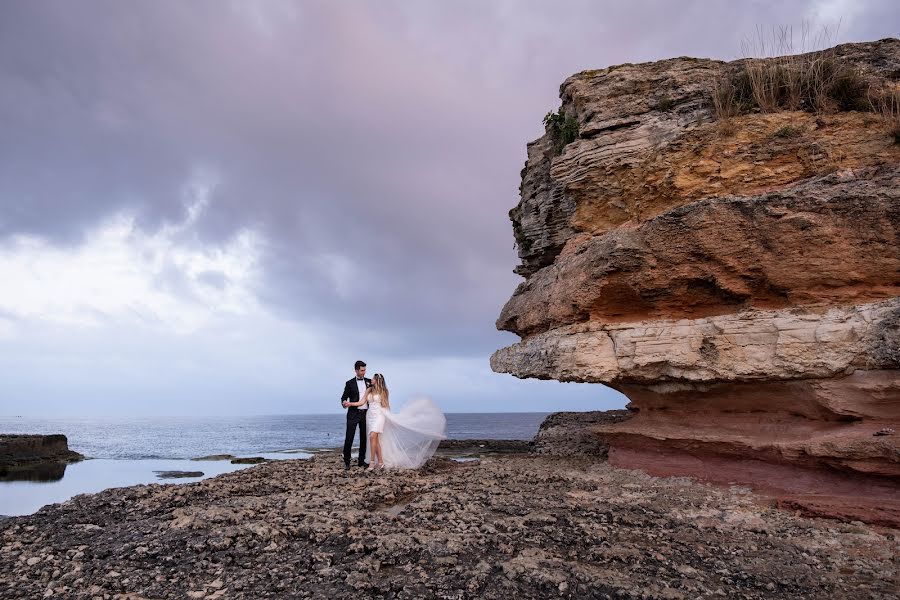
1, 1, 898, 416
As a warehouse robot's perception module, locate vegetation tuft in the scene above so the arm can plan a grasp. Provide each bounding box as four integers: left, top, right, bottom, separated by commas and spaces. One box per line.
868, 83, 900, 144
543, 109, 579, 152
710, 25, 881, 133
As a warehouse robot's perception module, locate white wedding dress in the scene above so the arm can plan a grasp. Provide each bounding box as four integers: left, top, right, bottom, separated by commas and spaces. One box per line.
366, 395, 446, 468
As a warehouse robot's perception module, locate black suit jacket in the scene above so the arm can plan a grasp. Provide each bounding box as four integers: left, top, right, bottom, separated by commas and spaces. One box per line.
341, 377, 372, 413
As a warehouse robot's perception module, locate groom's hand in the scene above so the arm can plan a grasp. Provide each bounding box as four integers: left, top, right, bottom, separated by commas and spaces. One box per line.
342, 401, 350, 408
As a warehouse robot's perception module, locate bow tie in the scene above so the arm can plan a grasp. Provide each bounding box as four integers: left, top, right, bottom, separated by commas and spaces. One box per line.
356, 378, 364, 381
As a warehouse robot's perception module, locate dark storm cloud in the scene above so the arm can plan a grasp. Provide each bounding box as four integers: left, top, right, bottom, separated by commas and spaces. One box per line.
2, 0, 898, 358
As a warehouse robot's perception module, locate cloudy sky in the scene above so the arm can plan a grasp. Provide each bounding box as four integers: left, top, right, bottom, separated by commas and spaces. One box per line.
1, 1, 897, 416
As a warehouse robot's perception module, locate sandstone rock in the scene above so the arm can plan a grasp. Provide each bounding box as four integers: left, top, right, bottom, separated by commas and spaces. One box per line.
500, 168, 899, 334
511, 39, 900, 276
493, 39, 900, 524
494, 300, 899, 385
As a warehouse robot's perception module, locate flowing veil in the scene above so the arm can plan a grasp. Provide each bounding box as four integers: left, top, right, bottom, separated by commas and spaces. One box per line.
370, 396, 446, 468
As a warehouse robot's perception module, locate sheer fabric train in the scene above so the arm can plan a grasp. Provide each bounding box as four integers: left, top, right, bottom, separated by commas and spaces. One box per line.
366, 397, 446, 468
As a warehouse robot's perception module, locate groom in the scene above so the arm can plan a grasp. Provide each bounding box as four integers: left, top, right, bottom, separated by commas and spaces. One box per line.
340, 360, 371, 470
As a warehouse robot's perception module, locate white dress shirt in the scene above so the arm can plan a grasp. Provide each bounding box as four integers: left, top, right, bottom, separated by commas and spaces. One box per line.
356, 378, 368, 409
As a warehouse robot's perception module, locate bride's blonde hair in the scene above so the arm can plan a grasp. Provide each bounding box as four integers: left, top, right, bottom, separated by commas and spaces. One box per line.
371, 374, 390, 408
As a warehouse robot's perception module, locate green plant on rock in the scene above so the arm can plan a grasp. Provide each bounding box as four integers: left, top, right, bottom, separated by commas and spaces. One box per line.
543, 109, 579, 152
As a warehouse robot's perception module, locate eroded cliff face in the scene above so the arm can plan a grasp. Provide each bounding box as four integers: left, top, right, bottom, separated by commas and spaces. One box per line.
493, 39, 900, 525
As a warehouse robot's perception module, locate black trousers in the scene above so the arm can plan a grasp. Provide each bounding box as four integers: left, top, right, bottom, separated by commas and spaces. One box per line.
343, 409, 367, 466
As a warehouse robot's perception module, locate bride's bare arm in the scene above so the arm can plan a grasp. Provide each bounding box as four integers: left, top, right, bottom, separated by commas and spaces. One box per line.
348, 389, 369, 407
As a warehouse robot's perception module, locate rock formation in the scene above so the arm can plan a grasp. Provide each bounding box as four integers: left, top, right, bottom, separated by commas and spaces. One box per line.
492, 39, 900, 525
0, 434, 83, 481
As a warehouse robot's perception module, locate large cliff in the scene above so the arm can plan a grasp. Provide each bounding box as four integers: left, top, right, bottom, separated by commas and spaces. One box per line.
492, 39, 900, 525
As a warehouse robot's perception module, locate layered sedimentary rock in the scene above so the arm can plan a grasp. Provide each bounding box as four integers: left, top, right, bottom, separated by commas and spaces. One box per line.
492, 39, 900, 525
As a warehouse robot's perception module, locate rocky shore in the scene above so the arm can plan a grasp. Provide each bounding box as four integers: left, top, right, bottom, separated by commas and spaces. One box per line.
1, 438, 898, 599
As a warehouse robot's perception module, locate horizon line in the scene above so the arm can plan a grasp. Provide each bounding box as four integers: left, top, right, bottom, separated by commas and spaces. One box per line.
0, 411, 559, 419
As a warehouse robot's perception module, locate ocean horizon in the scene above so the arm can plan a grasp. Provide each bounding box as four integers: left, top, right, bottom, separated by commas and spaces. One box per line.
0, 412, 550, 459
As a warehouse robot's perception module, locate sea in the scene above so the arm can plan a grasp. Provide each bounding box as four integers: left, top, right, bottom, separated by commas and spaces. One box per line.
0, 413, 548, 517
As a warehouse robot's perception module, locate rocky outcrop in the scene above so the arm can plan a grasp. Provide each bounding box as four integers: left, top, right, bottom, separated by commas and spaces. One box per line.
493, 39, 900, 524
0, 434, 83, 482
0, 435, 83, 467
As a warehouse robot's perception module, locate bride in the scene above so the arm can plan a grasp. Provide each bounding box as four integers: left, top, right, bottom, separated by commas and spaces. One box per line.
348, 373, 446, 470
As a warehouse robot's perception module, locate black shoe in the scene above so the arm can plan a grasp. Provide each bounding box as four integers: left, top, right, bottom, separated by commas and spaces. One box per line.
344, 463, 351, 471
359, 462, 369, 469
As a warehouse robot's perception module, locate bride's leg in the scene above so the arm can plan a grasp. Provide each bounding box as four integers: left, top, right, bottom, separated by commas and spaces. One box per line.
367, 433, 377, 470
374, 432, 383, 467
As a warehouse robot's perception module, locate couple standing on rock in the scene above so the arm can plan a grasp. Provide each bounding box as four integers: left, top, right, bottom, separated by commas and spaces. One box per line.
340, 360, 447, 471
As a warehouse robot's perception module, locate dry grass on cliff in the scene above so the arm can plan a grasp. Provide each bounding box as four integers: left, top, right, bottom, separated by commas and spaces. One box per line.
868, 83, 900, 144
711, 25, 873, 129
712, 54, 870, 121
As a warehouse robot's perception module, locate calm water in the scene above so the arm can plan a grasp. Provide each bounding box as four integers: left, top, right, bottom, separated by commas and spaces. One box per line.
0, 413, 548, 516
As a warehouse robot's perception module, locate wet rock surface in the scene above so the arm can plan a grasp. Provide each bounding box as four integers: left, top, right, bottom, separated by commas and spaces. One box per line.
1, 452, 897, 599
230, 457, 269, 465
154, 471, 205, 479
436, 438, 533, 457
